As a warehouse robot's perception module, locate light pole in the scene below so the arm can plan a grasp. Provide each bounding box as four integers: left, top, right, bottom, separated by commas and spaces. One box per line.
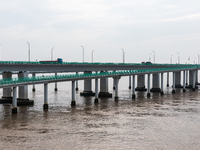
197, 54, 200, 64
177, 52, 180, 64
81, 46, 84, 63
27, 42, 30, 62
170, 54, 173, 64
188, 55, 191, 64
92, 50, 95, 62
152, 50, 155, 63
149, 53, 152, 62
194, 57, 196, 64
51, 47, 54, 60
121, 48, 125, 63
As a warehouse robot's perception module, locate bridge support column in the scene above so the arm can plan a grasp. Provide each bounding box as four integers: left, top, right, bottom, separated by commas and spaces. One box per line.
71, 81, 76, 106
18, 72, 29, 100
193, 70, 196, 91
135, 75, 147, 91
2, 71, 12, 99
186, 71, 188, 86
113, 80, 115, 90
17, 72, 34, 105
32, 73, 36, 92
150, 73, 161, 92
12, 87, 17, 114
80, 71, 95, 96
55, 72, 58, 91
114, 77, 119, 100
167, 72, 169, 87
175, 72, 183, 88
76, 72, 78, 91
94, 78, 99, 103
172, 72, 175, 93
187, 70, 198, 89
132, 75, 136, 99
99, 77, 112, 97
183, 71, 186, 92
129, 76, 131, 89
43, 83, 48, 109
147, 74, 151, 97
161, 73, 164, 95
196, 70, 198, 84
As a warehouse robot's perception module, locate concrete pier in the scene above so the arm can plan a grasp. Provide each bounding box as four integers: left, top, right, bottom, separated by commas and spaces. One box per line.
135, 75, 147, 91
129, 76, 131, 89
160, 73, 164, 95
187, 70, 198, 89
2, 72, 12, 99
71, 81, 76, 106
150, 73, 161, 92
186, 71, 188, 86
12, 87, 17, 114
183, 71, 186, 92
94, 78, 99, 103
43, 83, 48, 109
32, 73, 36, 92
76, 72, 78, 91
193, 70, 196, 91
167, 72, 169, 87
172, 72, 175, 93
18, 71, 34, 105
132, 75, 136, 99
80, 72, 95, 96
113, 78, 115, 90
114, 77, 119, 100
99, 76, 112, 97
55, 72, 58, 91
175, 72, 183, 88
147, 74, 151, 97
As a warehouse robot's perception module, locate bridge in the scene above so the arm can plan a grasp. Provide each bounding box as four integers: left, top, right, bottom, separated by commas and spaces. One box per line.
0, 61, 199, 114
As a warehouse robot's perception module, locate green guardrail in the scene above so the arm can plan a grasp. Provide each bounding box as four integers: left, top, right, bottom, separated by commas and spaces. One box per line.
0, 60, 200, 67
0, 66, 198, 86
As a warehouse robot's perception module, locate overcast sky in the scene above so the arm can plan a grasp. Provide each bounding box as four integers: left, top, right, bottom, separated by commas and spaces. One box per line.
0, 0, 200, 64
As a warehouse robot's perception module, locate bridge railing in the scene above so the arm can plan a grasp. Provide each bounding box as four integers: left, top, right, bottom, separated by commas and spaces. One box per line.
0, 66, 198, 86
0, 60, 200, 67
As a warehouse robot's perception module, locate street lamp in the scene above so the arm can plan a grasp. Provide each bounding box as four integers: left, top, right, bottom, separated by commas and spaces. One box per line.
197, 54, 200, 64
149, 53, 152, 62
177, 52, 180, 64
152, 50, 155, 63
188, 55, 191, 64
27, 42, 30, 62
92, 50, 95, 62
121, 48, 125, 63
170, 54, 173, 64
81, 46, 84, 63
51, 47, 54, 60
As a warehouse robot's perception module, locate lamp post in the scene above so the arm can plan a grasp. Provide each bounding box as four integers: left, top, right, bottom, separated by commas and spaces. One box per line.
197, 54, 200, 64
121, 48, 125, 63
170, 54, 173, 64
27, 42, 30, 62
149, 53, 152, 62
188, 55, 191, 64
81, 46, 84, 63
92, 50, 95, 62
152, 50, 155, 63
51, 47, 54, 60
177, 52, 180, 64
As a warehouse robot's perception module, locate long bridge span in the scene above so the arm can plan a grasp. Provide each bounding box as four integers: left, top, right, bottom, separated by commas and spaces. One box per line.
0, 61, 199, 113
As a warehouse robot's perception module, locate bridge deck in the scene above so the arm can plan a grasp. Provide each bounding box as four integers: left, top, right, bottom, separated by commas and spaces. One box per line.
0, 66, 198, 88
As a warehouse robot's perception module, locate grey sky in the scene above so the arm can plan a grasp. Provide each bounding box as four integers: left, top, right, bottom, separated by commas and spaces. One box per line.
0, 0, 200, 64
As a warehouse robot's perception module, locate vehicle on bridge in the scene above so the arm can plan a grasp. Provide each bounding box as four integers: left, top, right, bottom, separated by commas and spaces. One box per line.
40, 58, 63, 63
